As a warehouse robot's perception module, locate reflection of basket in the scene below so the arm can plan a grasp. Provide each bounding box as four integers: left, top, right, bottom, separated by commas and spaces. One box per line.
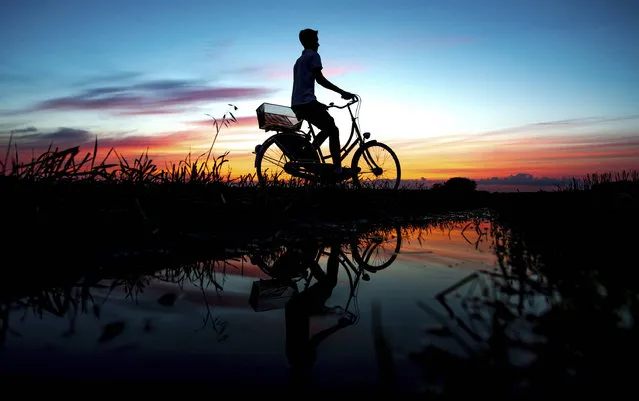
256, 103, 303, 132
249, 279, 299, 312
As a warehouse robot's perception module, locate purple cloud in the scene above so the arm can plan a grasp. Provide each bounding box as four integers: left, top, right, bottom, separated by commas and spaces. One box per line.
19, 79, 277, 116
8, 127, 94, 148
38, 94, 146, 111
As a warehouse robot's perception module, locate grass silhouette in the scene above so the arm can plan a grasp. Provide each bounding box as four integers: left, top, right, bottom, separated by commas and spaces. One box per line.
2, 129, 637, 275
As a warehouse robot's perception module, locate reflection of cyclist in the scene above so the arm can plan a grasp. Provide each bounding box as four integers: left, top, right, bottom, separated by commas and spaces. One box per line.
291, 28, 355, 177
282, 240, 355, 389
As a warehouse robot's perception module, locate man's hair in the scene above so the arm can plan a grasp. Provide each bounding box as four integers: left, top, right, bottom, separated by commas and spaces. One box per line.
299, 28, 318, 48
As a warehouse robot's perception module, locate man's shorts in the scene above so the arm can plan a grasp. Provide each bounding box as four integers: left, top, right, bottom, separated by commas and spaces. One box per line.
291, 100, 337, 132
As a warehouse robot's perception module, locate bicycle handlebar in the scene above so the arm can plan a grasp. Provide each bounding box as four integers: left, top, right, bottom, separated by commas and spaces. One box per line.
327, 94, 359, 109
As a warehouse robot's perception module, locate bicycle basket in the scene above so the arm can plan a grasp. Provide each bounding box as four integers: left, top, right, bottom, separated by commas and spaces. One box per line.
256, 103, 303, 132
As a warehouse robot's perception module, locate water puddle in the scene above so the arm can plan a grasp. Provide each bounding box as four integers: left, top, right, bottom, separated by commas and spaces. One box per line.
0, 214, 568, 392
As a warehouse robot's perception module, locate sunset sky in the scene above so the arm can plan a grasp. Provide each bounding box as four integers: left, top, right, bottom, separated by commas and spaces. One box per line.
1, 0, 638, 190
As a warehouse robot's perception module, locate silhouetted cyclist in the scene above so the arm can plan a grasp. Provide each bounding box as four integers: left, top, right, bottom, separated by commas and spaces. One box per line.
291, 28, 356, 178
282, 240, 356, 389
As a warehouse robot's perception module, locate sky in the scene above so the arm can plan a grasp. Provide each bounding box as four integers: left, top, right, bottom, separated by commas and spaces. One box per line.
1, 0, 638, 190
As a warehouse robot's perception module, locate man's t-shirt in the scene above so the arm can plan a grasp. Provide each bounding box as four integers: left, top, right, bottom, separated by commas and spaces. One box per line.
291, 49, 322, 106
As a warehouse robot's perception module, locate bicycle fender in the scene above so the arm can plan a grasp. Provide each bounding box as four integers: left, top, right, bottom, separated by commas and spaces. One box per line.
254, 134, 281, 167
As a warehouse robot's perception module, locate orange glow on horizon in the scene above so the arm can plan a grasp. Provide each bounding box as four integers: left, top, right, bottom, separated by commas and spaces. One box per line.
5, 120, 638, 183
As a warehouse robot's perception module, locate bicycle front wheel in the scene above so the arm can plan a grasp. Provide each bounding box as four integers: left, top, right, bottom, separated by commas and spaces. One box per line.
351, 142, 401, 189
351, 224, 402, 272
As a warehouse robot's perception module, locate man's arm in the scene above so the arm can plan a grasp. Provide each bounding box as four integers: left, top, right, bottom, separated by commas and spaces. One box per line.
308, 317, 354, 350
313, 68, 354, 99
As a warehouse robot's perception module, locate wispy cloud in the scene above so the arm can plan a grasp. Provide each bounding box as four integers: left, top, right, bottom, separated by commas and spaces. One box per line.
3, 126, 38, 134
72, 71, 144, 87
389, 114, 639, 152
480, 114, 639, 138
1, 78, 277, 116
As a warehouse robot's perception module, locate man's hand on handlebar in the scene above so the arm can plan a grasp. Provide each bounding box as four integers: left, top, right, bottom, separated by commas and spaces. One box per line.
327, 93, 358, 109
341, 91, 356, 100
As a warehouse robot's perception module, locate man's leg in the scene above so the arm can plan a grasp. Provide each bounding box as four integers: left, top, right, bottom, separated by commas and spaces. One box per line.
303, 102, 342, 169
316, 127, 341, 169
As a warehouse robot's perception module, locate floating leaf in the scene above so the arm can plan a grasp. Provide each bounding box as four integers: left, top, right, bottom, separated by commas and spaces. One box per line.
98, 321, 125, 343
157, 293, 178, 307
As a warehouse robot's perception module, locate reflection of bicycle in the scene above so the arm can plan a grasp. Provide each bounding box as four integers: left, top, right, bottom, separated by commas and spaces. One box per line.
254, 95, 401, 189
253, 224, 402, 278
248, 224, 402, 314
352, 225, 402, 271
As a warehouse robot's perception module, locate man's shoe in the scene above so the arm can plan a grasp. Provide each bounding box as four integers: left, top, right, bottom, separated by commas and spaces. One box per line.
335, 167, 360, 175
334, 167, 360, 181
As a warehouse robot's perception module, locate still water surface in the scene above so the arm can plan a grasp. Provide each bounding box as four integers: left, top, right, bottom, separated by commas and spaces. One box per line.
0, 218, 551, 392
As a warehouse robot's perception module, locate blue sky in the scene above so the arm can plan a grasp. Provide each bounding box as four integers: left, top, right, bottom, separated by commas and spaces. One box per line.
1, 0, 638, 187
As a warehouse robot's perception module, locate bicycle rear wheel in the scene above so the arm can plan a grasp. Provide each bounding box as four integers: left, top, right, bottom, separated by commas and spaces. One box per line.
255, 133, 320, 186
351, 142, 401, 189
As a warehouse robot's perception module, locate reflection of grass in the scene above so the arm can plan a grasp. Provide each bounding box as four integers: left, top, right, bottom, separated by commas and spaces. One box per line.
407, 199, 639, 399
0, 219, 417, 351
0, 252, 239, 351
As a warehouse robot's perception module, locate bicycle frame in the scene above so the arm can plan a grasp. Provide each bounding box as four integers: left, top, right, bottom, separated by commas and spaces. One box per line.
312, 245, 367, 295
288, 243, 369, 321
301, 97, 370, 165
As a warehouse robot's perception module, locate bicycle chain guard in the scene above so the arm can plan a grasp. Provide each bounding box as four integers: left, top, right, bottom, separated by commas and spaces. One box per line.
284, 161, 334, 179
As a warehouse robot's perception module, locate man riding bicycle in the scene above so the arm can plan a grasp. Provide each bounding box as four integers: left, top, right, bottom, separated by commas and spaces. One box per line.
291, 28, 356, 177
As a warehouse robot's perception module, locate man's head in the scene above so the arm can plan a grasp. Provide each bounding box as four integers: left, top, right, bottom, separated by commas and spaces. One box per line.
299, 28, 319, 51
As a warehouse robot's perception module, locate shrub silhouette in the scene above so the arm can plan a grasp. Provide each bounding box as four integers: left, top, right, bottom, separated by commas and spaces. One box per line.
441, 177, 477, 193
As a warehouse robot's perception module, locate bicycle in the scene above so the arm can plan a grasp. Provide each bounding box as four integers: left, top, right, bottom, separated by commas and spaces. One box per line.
253, 95, 402, 189
247, 224, 402, 315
